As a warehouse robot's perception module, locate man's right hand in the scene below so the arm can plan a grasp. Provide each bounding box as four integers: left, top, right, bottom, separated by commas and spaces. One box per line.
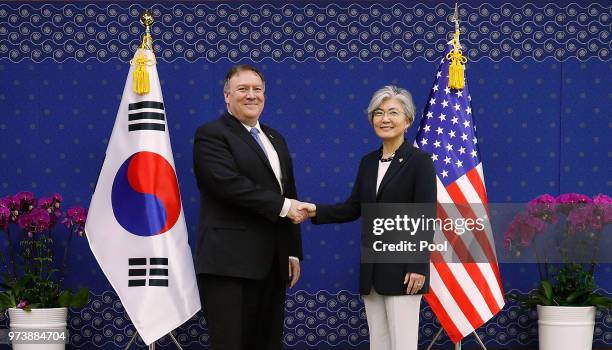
287, 199, 316, 224
287, 199, 306, 224
297, 202, 316, 218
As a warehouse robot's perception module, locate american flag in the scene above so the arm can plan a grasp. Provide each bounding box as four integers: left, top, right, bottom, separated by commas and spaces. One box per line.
415, 43, 505, 343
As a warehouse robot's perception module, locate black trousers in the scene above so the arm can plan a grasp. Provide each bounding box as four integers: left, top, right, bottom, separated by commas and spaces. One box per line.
197, 259, 285, 350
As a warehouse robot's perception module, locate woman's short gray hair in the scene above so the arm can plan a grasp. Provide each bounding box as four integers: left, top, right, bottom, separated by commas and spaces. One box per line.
366, 85, 416, 125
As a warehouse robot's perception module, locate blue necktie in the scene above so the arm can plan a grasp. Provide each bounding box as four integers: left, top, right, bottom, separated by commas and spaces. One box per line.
250, 128, 268, 160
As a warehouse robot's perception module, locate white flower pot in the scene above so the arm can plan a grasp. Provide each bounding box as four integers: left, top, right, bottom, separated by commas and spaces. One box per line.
8, 307, 68, 350
538, 305, 595, 350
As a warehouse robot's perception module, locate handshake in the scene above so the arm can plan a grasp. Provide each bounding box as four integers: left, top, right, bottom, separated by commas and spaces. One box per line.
287, 199, 316, 224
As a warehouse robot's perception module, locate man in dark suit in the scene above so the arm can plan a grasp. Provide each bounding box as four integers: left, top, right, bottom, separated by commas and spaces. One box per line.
193, 65, 305, 350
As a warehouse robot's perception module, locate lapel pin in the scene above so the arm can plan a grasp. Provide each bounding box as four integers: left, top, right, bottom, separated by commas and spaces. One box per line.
399, 158, 404, 162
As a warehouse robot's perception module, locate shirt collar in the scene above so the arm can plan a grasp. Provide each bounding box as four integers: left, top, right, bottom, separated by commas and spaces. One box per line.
240, 120, 263, 134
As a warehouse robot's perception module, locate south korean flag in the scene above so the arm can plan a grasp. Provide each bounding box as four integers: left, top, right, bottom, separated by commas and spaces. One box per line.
85, 46, 200, 345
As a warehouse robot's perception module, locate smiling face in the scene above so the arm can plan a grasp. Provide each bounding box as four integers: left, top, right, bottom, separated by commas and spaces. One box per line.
224, 70, 265, 126
371, 97, 411, 143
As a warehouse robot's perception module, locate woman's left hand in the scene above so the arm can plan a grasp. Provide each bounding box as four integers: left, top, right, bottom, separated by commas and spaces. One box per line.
404, 272, 426, 295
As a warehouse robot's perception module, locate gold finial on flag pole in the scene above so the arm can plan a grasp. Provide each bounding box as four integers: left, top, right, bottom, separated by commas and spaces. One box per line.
140, 10, 154, 50
133, 10, 155, 95
447, 3, 467, 90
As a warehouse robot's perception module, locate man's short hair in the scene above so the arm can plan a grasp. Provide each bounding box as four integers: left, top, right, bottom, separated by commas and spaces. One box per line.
223, 64, 266, 92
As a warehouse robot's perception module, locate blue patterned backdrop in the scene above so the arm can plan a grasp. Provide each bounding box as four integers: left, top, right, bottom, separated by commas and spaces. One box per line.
0, 1, 610, 349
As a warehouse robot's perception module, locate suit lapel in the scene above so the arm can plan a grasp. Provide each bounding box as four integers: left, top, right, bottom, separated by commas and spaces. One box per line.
362, 153, 380, 202
376, 142, 414, 200
223, 113, 276, 177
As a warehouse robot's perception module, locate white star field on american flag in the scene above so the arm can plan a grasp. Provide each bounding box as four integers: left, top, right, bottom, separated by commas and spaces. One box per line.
416, 61, 480, 187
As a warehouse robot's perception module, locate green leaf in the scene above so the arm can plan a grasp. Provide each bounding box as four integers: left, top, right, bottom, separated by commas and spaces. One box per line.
541, 280, 553, 302
537, 295, 552, 306
57, 290, 72, 307
565, 290, 591, 304
587, 294, 612, 309
8, 292, 16, 307
69, 288, 89, 308
0, 293, 15, 311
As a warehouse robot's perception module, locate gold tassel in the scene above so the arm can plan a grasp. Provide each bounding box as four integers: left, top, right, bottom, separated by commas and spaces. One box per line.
133, 33, 152, 95
446, 30, 467, 90
133, 50, 150, 95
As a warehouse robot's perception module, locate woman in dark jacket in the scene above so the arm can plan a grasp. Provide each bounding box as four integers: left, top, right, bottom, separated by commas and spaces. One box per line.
303, 86, 437, 350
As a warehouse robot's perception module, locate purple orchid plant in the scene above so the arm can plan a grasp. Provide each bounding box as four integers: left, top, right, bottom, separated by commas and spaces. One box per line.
505, 193, 612, 308
504, 193, 611, 251
0, 192, 89, 311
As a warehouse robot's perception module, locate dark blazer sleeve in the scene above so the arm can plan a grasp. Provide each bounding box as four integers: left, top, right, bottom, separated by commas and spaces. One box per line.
312, 158, 365, 224
280, 138, 303, 260
193, 124, 285, 223
406, 152, 437, 277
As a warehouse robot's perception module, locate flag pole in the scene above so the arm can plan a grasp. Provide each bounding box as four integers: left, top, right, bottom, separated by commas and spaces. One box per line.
425, 4, 489, 350
453, 2, 460, 33
123, 12, 187, 350
133, 9, 154, 95
425, 328, 444, 350
426, 327, 488, 350
447, 2, 466, 90
124, 330, 184, 350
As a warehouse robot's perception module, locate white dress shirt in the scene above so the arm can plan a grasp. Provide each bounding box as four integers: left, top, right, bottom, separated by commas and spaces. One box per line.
240, 121, 292, 217
376, 160, 392, 195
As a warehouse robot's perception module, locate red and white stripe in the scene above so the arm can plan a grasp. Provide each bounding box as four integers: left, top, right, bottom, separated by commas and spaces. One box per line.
424, 163, 505, 343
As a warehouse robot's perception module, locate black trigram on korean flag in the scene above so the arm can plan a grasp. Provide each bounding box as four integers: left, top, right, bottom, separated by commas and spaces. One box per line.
128, 257, 169, 287
127, 101, 165, 132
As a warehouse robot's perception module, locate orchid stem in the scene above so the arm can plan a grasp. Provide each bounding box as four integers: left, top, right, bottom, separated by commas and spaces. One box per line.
58, 225, 74, 289
6, 226, 17, 279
